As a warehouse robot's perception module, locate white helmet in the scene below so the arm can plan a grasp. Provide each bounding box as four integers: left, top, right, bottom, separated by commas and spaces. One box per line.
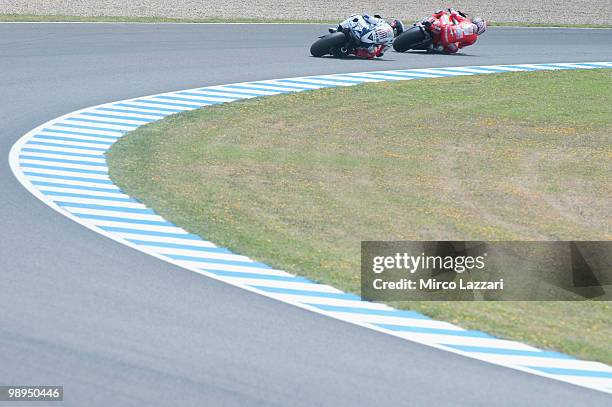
473, 17, 487, 35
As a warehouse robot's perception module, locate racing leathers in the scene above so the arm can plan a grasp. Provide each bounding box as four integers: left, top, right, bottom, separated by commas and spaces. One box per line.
337, 14, 395, 59
423, 9, 484, 54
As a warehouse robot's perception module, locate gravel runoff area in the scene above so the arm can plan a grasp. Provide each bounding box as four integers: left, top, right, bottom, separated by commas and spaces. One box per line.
2, 1, 611, 25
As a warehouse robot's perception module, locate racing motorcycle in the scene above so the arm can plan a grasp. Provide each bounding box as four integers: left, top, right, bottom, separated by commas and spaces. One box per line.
310, 16, 394, 58
392, 22, 433, 52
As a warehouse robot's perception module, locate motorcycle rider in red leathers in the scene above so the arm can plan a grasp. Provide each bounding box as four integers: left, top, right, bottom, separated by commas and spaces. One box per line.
423, 9, 487, 54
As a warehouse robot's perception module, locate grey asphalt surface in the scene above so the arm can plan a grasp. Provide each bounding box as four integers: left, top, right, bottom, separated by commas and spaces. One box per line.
1, 23, 612, 406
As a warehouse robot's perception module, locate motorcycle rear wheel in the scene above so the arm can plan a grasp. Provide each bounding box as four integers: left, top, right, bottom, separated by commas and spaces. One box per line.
310, 32, 348, 57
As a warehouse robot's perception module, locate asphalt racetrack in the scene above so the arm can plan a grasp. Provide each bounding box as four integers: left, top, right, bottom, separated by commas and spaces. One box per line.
2, 23, 612, 406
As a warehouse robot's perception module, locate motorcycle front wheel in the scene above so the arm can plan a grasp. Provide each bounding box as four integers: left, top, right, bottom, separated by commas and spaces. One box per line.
310, 32, 348, 57
393, 26, 431, 52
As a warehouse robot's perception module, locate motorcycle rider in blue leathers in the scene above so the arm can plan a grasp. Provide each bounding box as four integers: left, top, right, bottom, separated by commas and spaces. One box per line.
330, 14, 404, 59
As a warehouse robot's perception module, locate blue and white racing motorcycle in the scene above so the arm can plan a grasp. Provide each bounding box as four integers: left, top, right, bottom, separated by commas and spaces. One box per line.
310, 14, 402, 58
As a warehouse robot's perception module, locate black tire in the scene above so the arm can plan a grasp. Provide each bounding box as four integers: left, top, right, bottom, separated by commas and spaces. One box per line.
310, 32, 347, 57
393, 25, 429, 52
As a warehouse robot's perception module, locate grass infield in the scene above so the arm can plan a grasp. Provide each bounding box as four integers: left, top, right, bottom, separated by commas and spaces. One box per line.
108, 69, 612, 364
1, 14, 611, 28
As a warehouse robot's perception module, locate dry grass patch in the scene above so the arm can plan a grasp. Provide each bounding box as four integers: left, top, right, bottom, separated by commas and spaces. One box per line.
108, 69, 612, 363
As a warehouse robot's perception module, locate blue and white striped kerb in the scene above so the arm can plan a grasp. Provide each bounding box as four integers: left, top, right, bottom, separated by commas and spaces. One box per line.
10, 62, 612, 394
